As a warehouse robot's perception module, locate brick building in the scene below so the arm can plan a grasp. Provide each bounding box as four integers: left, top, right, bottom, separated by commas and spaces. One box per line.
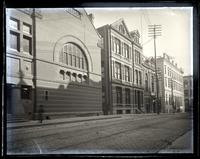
6, 8, 102, 120
98, 19, 145, 115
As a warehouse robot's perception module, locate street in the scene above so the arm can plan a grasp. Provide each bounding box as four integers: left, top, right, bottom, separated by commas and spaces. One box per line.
7, 113, 193, 154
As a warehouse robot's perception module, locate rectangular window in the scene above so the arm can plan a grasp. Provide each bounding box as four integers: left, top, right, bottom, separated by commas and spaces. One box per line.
125, 88, 130, 104
115, 62, 121, 80
139, 71, 142, 85
152, 76, 154, 92
10, 31, 20, 51
116, 87, 122, 104
9, 18, 19, 30
124, 43, 129, 58
164, 65, 166, 74
23, 36, 32, 54
21, 85, 32, 99
45, 90, 49, 101
125, 66, 130, 81
23, 23, 31, 34
115, 38, 121, 55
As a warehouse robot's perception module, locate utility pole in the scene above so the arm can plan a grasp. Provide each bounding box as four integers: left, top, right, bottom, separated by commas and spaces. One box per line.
148, 25, 162, 115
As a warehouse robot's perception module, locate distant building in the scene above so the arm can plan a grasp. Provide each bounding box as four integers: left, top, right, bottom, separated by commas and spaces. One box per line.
6, 8, 102, 120
183, 75, 193, 112
156, 53, 184, 113
98, 18, 145, 115
141, 56, 156, 113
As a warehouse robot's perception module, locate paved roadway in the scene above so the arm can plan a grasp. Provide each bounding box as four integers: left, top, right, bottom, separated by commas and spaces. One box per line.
7, 113, 193, 154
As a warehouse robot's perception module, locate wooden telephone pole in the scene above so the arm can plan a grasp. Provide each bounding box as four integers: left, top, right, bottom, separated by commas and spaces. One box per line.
148, 25, 162, 114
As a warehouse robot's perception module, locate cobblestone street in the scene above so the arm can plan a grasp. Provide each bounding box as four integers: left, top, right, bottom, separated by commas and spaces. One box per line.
7, 113, 193, 154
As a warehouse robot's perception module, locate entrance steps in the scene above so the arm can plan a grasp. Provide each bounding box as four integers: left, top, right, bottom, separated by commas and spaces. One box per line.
7, 114, 28, 123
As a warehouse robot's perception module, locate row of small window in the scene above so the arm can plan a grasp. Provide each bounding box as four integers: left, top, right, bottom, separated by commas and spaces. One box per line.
164, 65, 183, 82
114, 62, 131, 82
165, 94, 183, 106
116, 87, 144, 105
111, 36, 131, 59
184, 89, 193, 97
9, 31, 32, 54
164, 77, 183, 91
145, 74, 155, 92
9, 17, 32, 34
59, 70, 88, 83
59, 43, 88, 71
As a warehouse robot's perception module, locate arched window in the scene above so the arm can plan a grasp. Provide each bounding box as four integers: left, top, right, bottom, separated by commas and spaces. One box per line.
59, 43, 88, 71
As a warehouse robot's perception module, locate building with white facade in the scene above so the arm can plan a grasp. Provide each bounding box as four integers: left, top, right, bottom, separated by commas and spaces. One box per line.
156, 53, 184, 113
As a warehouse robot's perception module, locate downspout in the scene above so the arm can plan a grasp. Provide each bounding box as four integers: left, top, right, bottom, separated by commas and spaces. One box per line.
32, 8, 37, 120
108, 26, 113, 115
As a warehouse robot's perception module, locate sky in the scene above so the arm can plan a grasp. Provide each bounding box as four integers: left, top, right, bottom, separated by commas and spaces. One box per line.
85, 7, 193, 76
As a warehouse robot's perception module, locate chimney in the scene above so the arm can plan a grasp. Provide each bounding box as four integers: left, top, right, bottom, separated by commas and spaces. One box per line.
88, 13, 94, 24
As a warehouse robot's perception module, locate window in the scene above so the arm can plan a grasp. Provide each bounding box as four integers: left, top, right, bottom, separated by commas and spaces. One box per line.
168, 78, 171, 88
9, 18, 19, 30
135, 50, 141, 64
114, 38, 121, 55
21, 85, 32, 99
165, 77, 167, 87
66, 8, 81, 19
124, 43, 129, 58
139, 71, 142, 85
164, 65, 166, 74
60, 70, 65, 80
116, 87, 122, 104
23, 23, 31, 34
125, 66, 130, 82
45, 91, 48, 101
23, 36, 32, 54
9, 17, 32, 55
10, 31, 20, 51
152, 76, 154, 92
184, 90, 188, 97
60, 43, 88, 71
145, 73, 148, 91
119, 25, 125, 34
135, 70, 138, 84
125, 88, 130, 104
115, 62, 121, 80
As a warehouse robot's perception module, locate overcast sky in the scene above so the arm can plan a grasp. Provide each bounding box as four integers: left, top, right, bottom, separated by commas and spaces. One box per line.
85, 7, 193, 76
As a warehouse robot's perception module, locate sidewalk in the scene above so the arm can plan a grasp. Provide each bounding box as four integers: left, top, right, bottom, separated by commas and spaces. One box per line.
158, 129, 193, 153
6, 113, 185, 130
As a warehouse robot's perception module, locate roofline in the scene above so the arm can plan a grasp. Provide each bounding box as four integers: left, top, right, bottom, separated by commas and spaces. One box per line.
83, 9, 102, 39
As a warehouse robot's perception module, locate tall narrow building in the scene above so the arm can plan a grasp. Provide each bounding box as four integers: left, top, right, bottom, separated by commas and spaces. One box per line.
98, 19, 145, 115
156, 53, 184, 113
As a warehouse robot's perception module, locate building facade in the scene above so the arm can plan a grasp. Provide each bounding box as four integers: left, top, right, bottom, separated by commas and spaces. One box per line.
156, 53, 184, 113
98, 19, 146, 115
183, 75, 193, 112
6, 8, 102, 120
141, 56, 156, 113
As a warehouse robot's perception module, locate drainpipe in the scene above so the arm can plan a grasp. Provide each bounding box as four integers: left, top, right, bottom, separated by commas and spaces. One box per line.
32, 8, 37, 120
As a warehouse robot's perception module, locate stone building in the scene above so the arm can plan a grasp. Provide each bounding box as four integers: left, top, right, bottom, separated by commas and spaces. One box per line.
156, 53, 184, 113
98, 18, 144, 115
6, 8, 102, 120
183, 75, 193, 112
